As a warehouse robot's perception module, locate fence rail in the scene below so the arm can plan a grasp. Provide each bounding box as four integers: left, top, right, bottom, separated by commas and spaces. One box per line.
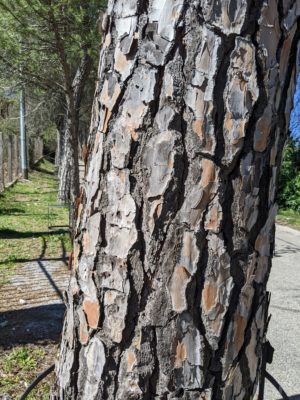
0, 132, 43, 192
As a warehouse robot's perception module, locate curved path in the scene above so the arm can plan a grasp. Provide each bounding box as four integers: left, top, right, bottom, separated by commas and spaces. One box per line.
265, 224, 300, 400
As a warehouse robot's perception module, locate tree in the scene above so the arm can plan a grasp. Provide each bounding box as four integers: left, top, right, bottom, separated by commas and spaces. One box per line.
278, 138, 300, 212
53, 1, 300, 398
0, 0, 104, 207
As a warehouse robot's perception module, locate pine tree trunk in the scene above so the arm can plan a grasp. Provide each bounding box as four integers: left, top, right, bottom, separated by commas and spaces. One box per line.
0, 132, 4, 192
58, 51, 92, 210
56, 116, 66, 167
58, 110, 76, 203
53, 1, 300, 399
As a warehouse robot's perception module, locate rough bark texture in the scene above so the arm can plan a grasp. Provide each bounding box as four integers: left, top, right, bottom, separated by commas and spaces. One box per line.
54, 1, 300, 399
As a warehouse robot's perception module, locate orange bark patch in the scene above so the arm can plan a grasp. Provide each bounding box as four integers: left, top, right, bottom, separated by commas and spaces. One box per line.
192, 119, 205, 139
119, 170, 126, 183
132, 331, 141, 351
167, 154, 174, 169
83, 298, 100, 329
169, 266, 190, 313
155, 202, 163, 219
270, 143, 277, 166
174, 341, 187, 368
224, 113, 233, 133
254, 116, 271, 152
182, 232, 192, 258
114, 47, 129, 74
234, 315, 247, 354
82, 231, 91, 255
78, 309, 89, 345
205, 205, 220, 232
127, 350, 137, 372
211, 306, 224, 335
93, 131, 101, 156
200, 159, 216, 188
202, 283, 218, 314
232, 120, 246, 144
73, 244, 80, 271
79, 323, 89, 345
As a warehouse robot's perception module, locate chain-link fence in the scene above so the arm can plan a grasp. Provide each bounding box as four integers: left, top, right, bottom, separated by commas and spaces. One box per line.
0, 132, 44, 192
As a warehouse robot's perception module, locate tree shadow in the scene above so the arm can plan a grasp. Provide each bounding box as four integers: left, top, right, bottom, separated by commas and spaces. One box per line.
0, 236, 69, 347
0, 228, 68, 239
37, 237, 65, 301
9, 189, 57, 195
274, 245, 300, 257
0, 303, 65, 347
0, 207, 26, 215
34, 165, 55, 176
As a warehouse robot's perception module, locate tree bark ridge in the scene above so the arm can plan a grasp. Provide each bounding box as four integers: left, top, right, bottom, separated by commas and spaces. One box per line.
53, 1, 300, 399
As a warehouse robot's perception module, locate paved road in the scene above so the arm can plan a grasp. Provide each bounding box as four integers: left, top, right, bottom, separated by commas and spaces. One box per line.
265, 224, 300, 400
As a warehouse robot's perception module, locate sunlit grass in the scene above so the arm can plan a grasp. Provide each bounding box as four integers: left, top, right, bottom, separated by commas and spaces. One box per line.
0, 159, 72, 284
0, 344, 56, 399
277, 208, 300, 230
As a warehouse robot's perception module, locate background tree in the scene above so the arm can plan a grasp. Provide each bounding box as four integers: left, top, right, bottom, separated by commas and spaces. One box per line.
278, 138, 300, 212
53, 1, 300, 399
0, 0, 105, 208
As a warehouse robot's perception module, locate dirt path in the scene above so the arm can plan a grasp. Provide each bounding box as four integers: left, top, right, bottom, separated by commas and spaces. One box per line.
0, 260, 69, 347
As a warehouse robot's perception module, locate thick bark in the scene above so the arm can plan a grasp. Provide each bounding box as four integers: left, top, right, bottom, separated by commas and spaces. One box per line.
54, 1, 300, 399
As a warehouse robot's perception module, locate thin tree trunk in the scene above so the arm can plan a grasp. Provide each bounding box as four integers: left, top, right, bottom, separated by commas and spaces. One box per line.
7, 134, 12, 183
53, 1, 300, 399
58, 51, 92, 209
0, 132, 4, 191
55, 116, 66, 167
58, 107, 80, 209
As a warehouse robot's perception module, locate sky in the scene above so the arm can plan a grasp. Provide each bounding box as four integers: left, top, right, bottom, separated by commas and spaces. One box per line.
290, 74, 300, 140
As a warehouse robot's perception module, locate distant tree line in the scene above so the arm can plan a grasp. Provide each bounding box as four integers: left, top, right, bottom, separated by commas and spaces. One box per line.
278, 138, 300, 212
0, 92, 44, 191
0, 0, 106, 226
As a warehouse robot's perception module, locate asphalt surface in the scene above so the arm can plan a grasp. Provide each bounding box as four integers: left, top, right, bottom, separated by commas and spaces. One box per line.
264, 224, 300, 400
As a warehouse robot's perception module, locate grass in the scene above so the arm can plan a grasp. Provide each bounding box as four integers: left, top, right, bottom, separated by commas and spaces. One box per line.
0, 344, 57, 399
277, 208, 300, 230
0, 159, 72, 285
0, 160, 70, 398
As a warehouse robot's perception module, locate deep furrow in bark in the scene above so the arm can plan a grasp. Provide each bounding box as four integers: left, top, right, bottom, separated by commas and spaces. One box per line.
53, 2, 300, 399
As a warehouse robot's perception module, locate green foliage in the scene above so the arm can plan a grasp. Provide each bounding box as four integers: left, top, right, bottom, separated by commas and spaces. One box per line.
278, 139, 300, 212
0, 0, 104, 90
0, 0, 106, 147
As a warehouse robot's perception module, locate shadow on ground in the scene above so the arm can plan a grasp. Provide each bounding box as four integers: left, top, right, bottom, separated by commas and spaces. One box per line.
34, 165, 56, 175
0, 304, 65, 348
0, 228, 68, 240
0, 208, 26, 215
277, 396, 300, 400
